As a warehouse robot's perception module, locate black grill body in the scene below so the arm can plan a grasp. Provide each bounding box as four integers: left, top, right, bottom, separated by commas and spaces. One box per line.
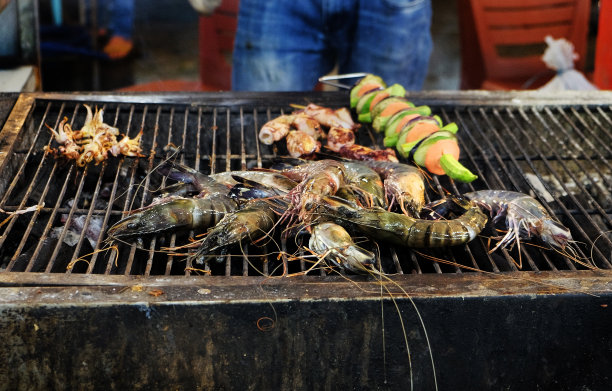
0, 91, 610, 390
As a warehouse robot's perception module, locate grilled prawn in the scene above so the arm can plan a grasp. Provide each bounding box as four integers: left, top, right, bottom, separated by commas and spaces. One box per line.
362, 160, 425, 216
309, 222, 376, 274
465, 190, 573, 253
280, 160, 347, 221
107, 194, 237, 239
340, 161, 386, 208
312, 196, 487, 248
212, 171, 297, 192
154, 163, 283, 198
193, 199, 279, 264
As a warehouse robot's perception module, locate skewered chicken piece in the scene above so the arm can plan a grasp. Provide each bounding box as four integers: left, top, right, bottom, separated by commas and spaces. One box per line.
338, 144, 398, 162
259, 113, 323, 145
326, 126, 355, 152
286, 130, 321, 158
295, 103, 358, 130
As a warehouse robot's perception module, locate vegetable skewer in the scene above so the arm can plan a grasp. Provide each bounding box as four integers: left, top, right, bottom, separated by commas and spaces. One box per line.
349, 74, 477, 183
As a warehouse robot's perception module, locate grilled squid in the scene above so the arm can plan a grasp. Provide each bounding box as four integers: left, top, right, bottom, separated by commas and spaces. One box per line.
44, 105, 144, 165
110, 130, 146, 157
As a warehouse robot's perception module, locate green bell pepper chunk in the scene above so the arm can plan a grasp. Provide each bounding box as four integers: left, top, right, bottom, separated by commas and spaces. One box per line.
440, 122, 458, 134
439, 154, 478, 183
384, 135, 399, 148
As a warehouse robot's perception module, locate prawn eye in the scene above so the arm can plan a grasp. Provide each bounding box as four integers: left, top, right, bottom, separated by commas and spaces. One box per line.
304, 201, 314, 211
127, 222, 137, 230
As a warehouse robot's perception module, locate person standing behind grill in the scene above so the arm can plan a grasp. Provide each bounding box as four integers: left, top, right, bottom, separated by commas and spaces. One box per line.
229, 0, 433, 91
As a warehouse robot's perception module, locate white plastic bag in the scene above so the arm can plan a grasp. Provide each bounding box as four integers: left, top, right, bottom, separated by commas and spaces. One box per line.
539, 35, 598, 91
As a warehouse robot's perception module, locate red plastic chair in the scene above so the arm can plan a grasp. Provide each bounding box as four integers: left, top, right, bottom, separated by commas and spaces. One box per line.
459, 0, 591, 90
593, 1, 612, 89
120, 1, 239, 92
198, 0, 239, 91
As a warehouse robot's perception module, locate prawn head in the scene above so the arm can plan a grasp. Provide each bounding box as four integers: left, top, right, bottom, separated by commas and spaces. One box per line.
308, 222, 376, 274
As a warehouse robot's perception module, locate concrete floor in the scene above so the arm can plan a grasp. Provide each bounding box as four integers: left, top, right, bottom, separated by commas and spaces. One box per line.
128, 0, 461, 91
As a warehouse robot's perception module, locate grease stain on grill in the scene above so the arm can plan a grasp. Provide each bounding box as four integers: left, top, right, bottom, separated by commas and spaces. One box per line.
0, 93, 610, 279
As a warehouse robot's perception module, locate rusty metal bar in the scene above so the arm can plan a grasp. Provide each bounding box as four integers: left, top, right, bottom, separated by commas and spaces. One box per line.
251, 108, 272, 277
482, 107, 580, 271
2, 102, 58, 269
139, 106, 161, 276
238, 107, 250, 276
451, 109, 515, 272
122, 105, 147, 275
571, 107, 612, 158
224, 108, 232, 275
593, 105, 612, 142
0, 101, 51, 206
159, 106, 178, 276
108, 105, 138, 275
548, 107, 612, 175
513, 108, 611, 268
65, 161, 107, 274
87, 105, 127, 273
203, 107, 219, 276
0, 95, 36, 193
185, 106, 204, 277
529, 108, 611, 226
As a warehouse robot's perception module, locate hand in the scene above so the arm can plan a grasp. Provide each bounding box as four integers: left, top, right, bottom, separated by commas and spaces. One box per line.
0, 0, 12, 14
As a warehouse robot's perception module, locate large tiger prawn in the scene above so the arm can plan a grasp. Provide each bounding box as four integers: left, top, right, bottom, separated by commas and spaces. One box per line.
464, 190, 592, 269
311, 195, 487, 249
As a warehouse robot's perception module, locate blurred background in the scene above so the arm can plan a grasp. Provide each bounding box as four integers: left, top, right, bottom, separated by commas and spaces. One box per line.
0, 0, 607, 92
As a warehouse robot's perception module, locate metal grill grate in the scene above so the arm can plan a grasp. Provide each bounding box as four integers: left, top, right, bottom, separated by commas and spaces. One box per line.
0, 92, 610, 281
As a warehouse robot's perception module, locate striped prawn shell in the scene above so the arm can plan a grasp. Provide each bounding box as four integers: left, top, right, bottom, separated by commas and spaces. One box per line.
314, 198, 487, 248
107, 194, 237, 239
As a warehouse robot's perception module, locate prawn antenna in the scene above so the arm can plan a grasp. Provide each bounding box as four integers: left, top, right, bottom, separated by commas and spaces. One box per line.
374, 270, 438, 391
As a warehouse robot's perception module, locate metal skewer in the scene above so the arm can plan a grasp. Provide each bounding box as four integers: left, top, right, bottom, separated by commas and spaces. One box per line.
318, 72, 369, 90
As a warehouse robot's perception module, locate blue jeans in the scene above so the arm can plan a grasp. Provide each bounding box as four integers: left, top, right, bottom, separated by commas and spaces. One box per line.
232, 0, 433, 91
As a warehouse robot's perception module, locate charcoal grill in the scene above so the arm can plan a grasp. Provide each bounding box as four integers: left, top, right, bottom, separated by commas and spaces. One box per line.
0, 91, 611, 390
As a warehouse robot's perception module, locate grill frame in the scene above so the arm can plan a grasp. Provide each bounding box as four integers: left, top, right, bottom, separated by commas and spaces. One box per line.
1, 91, 611, 391
0, 90, 610, 292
